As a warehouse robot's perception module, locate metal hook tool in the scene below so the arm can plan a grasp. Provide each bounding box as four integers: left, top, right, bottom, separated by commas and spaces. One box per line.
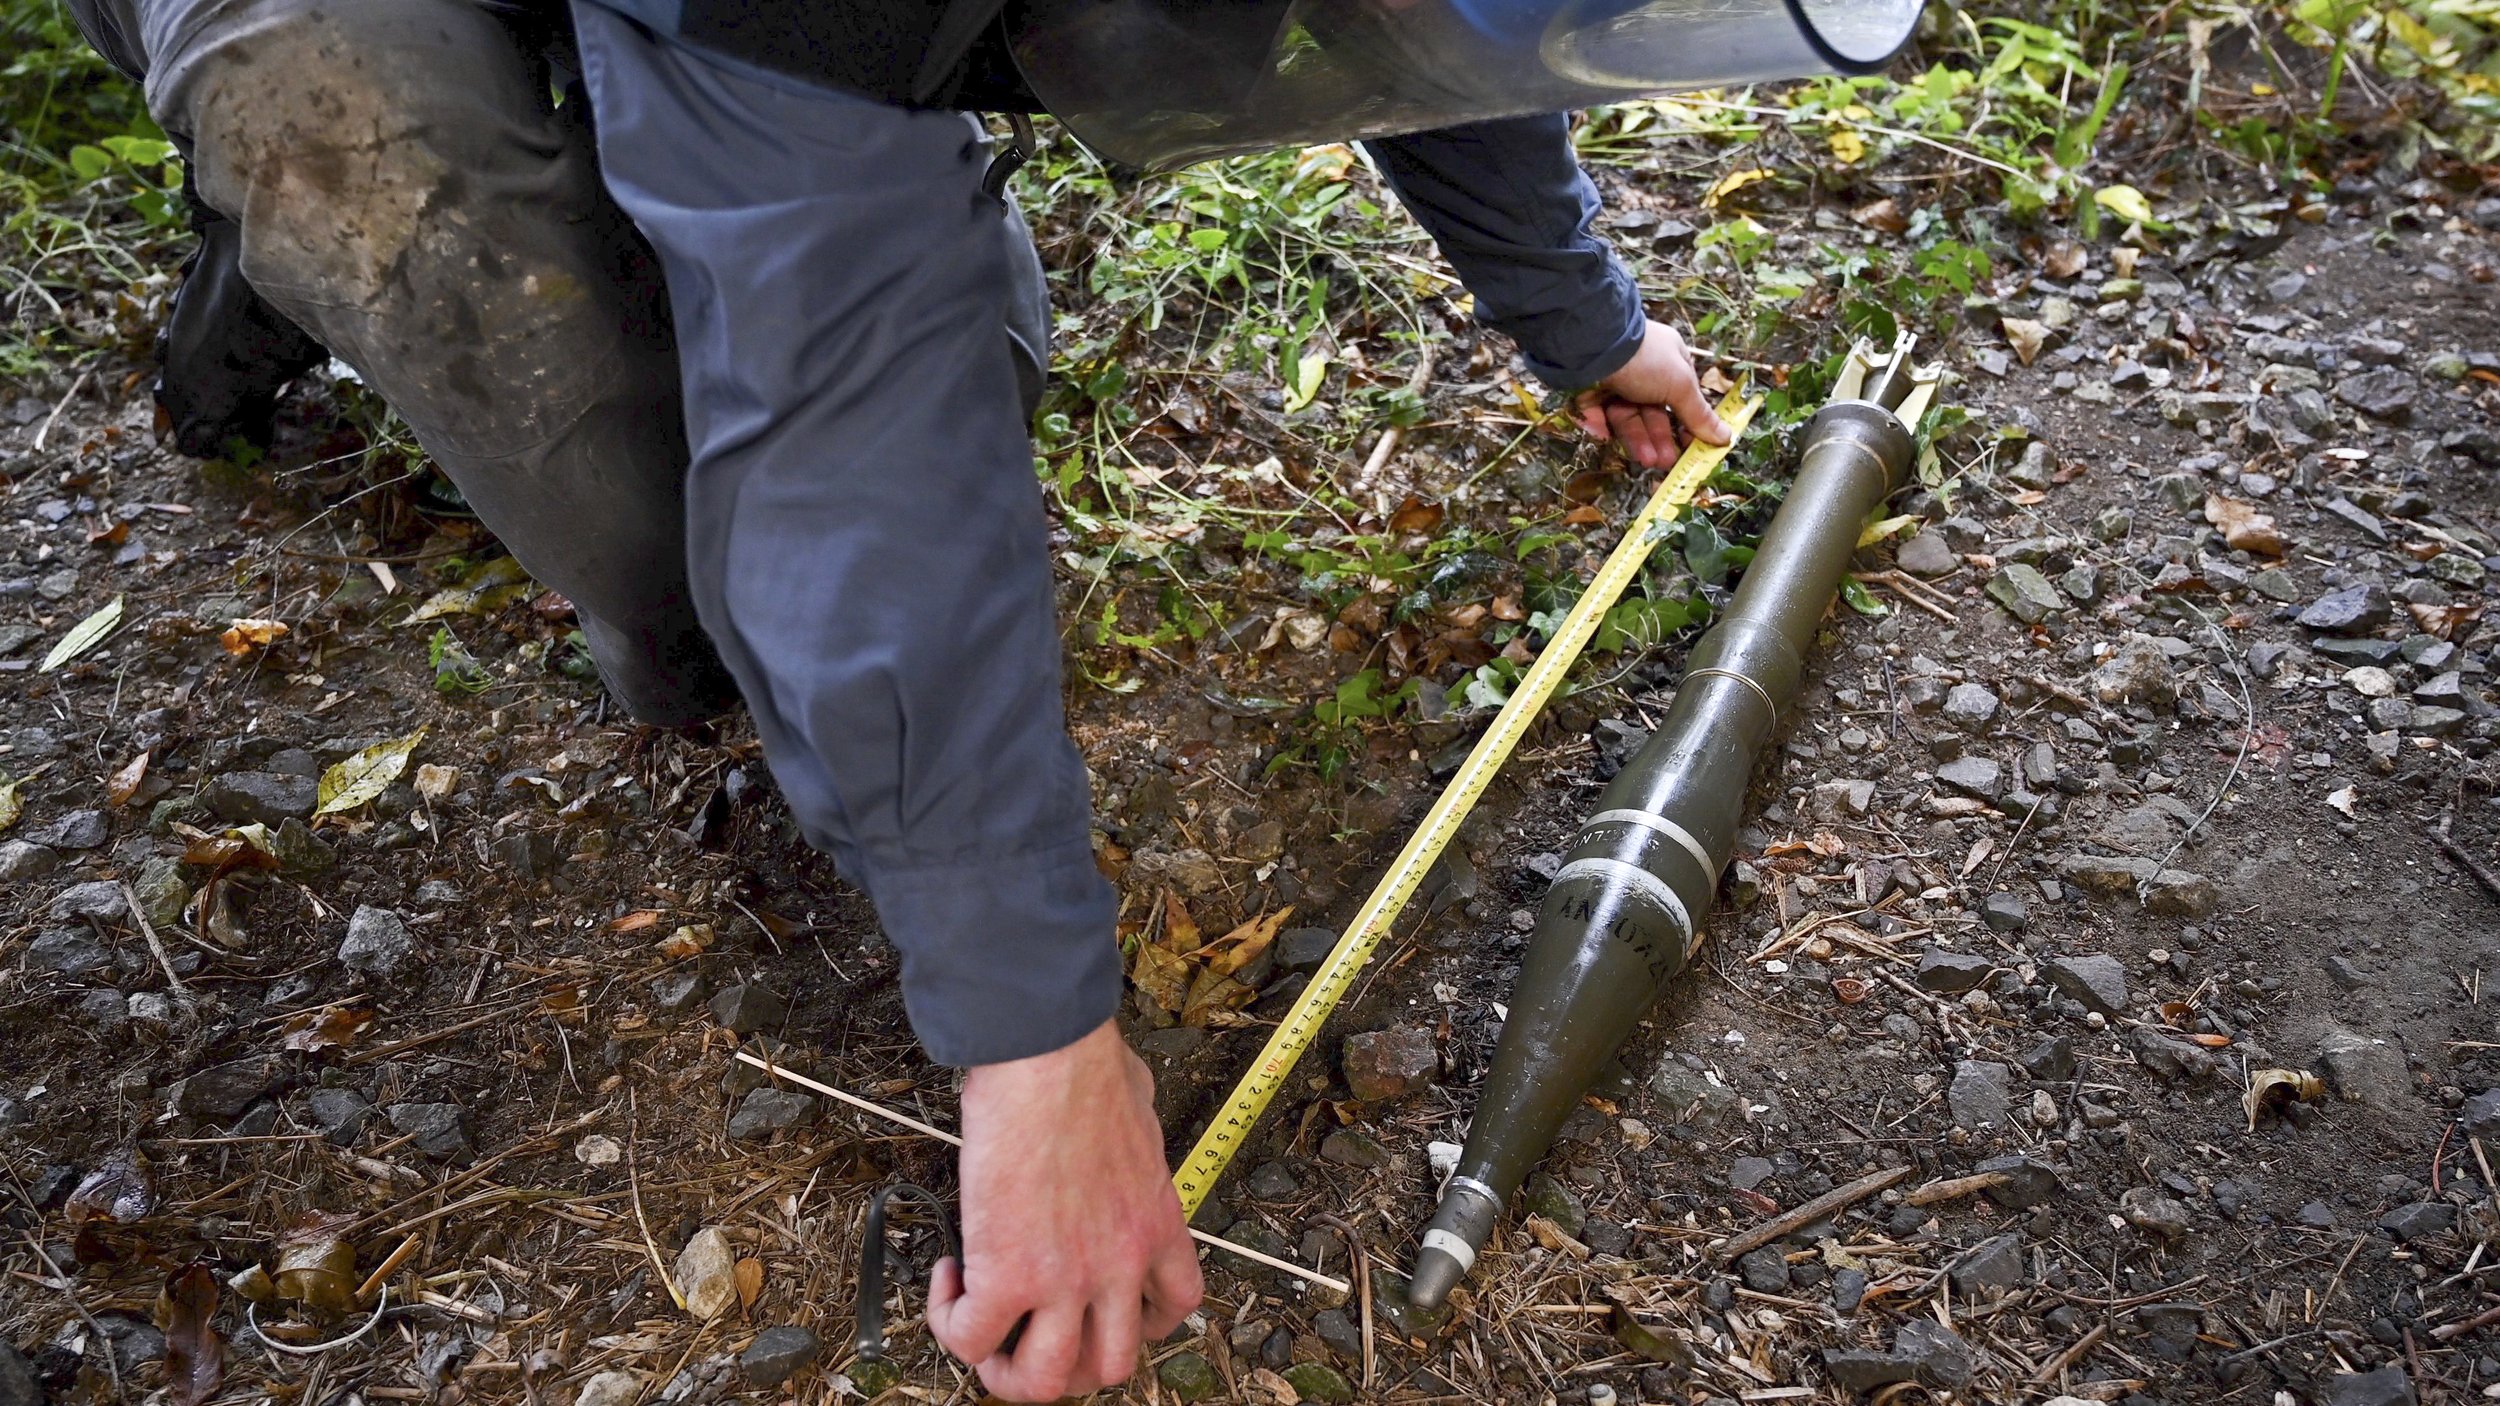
852, 1183, 958, 1372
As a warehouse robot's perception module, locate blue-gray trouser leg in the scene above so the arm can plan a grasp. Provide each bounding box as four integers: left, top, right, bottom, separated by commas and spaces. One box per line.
67, 0, 739, 725
569, 6, 1117, 1068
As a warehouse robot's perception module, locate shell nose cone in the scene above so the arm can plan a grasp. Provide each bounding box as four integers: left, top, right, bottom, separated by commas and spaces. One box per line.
1407, 1244, 1467, 1311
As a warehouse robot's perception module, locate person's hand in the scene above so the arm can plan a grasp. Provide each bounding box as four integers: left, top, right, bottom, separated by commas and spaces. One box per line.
928, 1020, 1202, 1401
1572, 318, 1732, 469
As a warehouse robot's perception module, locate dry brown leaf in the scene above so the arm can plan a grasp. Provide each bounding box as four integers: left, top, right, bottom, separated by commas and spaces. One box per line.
2410, 602, 2481, 639
273, 1219, 359, 1319
659, 923, 715, 960
159, 1262, 224, 1406
1389, 496, 1444, 535
733, 1256, 764, 1312
279, 1004, 374, 1053
1130, 942, 1192, 1013
1159, 890, 1201, 954
608, 909, 666, 934
1522, 1214, 1590, 1258
219, 618, 288, 657
105, 751, 150, 808
2204, 494, 2285, 556
2001, 317, 2050, 367
1180, 969, 1255, 1028
2042, 240, 2089, 278
1559, 505, 1606, 527
413, 763, 458, 801
2187, 1032, 2234, 1048
2244, 1068, 2325, 1129
67, 1149, 156, 1224
1199, 907, 1293, 977
1849, 197, 1908, 234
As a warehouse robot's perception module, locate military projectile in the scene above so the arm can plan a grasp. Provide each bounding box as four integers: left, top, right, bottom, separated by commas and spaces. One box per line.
1407, 337, 1940, 1312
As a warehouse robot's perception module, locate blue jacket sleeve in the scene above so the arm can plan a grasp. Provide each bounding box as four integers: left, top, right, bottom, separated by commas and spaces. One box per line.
1364, 114, 1647, 390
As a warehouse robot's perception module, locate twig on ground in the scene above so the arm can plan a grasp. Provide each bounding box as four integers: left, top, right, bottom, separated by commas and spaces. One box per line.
2031, 1322, 2107, 1383
119, 881, 189, 998
2432, 816, 2500, 907
1712, 1164, 1913, 1265
735, 1050, 1352, 1294
32, 369, 90, 455
1904, 1171, 2011, 1207
1357, 345, 1438, 487
2141, 621, 2252, 903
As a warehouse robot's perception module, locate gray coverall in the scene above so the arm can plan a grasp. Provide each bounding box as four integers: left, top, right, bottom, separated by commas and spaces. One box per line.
69, 0, 1650, 1066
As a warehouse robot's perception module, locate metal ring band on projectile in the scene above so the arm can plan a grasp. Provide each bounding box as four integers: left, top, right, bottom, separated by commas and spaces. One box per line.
1587, 808, 1715, 878
1687, 614, 1804, 707
1444, 1175, 1499, 1206
1805, 401, 1915, 485
1549, 857, 1695, 948
1684, 668, 1780, 730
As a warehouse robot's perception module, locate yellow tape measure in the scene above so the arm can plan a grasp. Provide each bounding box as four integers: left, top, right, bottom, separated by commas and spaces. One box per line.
1173, 388, 1762, 1216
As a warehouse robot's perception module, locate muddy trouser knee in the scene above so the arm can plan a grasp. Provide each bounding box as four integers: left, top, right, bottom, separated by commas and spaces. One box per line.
83, 0, 739, 725
568, 6, 1121, 1066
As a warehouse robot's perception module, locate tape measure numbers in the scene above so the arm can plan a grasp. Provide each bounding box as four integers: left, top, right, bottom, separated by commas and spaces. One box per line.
1173, 388, 1762, 1215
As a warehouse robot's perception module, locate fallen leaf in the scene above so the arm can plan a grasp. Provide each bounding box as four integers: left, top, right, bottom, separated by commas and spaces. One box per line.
2001, 317, 2050, 367
1130, 942, 1192, 1013
87, 518, 128, 547
219, 618, 289, 656
41, 594, 125, 672
2203, 494, 2284, 556
315, 728, 427, 817
733, 1256, 764, 1312
159, 1262, 224, 1406
1828, 128, 1868, 164
659, 924, 715, 960
2093, 183, 2156, 225
541, 982, 584, 1016
2244, 1068, 2325, 1129
607, 909, 665, 934
1180, 968, 1256, 1027
1283, 351, 1328, 414
1613, 1306, 1694, 1366
409, 555, 534, 623
105, 751, 150, 808
1522, 1214, 1589, 1258
274, 1219, 359, 1319
279, 1004, 374, 1053
1159, 891, 1202, 953
413, 763, 458, 801
1389, 496, 1444, 535
1702, 166, 1775, 209
67, 1149, 157, 1224
1198, 907, 1293, 977
2042, 240, 2088, 278
1848, 196, 1907, 234
2409, 602, 2480, 639
0, 775, 25, 833
2187, 1033, 2234, 1048
1856, 513, 1920, 547
1560, 504, 1606, 526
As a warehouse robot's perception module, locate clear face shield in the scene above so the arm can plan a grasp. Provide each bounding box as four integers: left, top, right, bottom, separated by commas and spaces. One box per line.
1010, 0, 1925, 172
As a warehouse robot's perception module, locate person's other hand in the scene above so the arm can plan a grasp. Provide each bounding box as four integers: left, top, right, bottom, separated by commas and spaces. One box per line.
927, 1020, 1202, 1401
1572, 318, 1732, 469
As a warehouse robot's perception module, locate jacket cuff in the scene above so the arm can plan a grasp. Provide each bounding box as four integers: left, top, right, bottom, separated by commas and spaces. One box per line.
1518, 274, 1648, 391
872, 837, 1124, 1067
